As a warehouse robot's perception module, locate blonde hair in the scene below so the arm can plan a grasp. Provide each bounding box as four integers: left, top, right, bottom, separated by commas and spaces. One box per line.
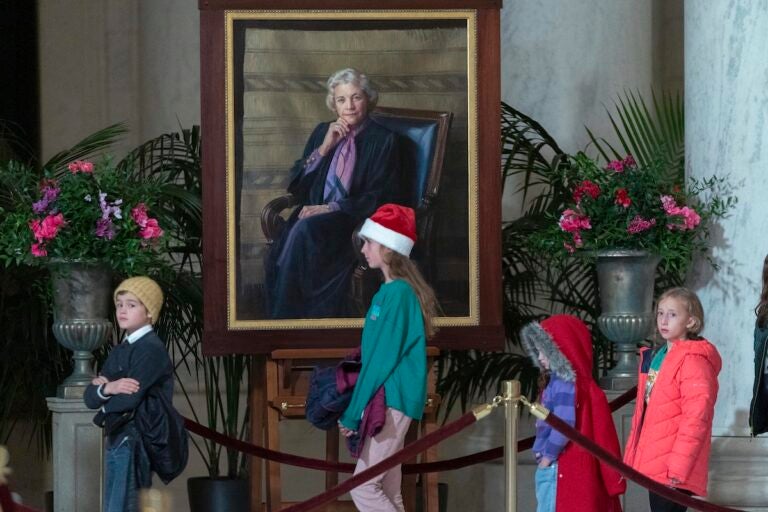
657, 287, 705, 337
382, 250, 440, 339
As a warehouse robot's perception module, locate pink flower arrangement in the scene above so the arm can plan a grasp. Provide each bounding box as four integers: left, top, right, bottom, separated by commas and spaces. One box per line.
661, 195, 701, 231
572, 180, 601, 204
68, 160, 94, 174
5, 158, 166, 273
131, 203, 164, 241
532, 151, 734, 259
614, 188, 631, 208
28, 213, 66, 257
604, 155, 636, 173
627, 215, 656, 234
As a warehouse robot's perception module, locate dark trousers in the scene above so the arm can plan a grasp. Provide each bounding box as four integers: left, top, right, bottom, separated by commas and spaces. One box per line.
649, 489, 692, 512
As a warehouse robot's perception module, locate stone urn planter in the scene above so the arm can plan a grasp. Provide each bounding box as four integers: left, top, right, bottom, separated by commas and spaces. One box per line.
595, 249, 660, 390
49, 260, 113, 398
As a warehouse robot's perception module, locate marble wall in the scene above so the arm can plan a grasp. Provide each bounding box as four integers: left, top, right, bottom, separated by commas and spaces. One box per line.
686, 0, 768, 437
38, 0, 200, 160
500, 0, 682, 218
685, 2, 768, 508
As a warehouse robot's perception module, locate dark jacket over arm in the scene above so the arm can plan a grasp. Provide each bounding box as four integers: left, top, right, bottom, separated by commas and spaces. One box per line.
750, 324, 768, 436
84, 332, 173, 414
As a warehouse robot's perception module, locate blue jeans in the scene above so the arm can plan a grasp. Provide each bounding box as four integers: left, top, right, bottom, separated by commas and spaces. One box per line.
534, 462, 557, 512
104, 434, 138, 512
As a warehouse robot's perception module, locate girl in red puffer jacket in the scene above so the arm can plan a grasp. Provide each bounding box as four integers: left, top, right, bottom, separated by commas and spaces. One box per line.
624, 287, 721, 512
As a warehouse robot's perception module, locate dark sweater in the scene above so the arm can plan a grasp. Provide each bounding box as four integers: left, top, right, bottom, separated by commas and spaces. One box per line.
750, 324, 768, 436
84, 330, 173, 428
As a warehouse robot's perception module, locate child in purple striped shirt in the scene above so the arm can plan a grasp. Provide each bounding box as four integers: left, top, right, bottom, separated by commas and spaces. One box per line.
522, 315, 626, 512
523, 319, 576, 512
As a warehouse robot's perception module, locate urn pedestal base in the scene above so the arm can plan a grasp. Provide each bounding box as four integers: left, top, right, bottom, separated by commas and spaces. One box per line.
46, 397, 103, 512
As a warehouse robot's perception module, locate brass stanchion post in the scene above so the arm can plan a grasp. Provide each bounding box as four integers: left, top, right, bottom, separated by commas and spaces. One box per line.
503, 380, 521, 512
139, 488, 172, 512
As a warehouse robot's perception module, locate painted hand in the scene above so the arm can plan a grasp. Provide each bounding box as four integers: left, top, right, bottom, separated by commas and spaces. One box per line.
298, 204, 331, 219
319, 118, 351, 155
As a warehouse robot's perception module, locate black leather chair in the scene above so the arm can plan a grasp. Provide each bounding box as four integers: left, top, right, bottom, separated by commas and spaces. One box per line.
350, 107, 452, 312
261, 106, 453, 315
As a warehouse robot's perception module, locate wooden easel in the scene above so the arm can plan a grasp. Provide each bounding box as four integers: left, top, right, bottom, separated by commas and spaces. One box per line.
250, 348, 441, 512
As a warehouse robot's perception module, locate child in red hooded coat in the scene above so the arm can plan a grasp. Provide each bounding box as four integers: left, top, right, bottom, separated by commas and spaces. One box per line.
521, 314, 626, 512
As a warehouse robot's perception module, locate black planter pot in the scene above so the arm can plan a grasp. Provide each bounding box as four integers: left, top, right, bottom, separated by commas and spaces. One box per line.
187, 476, 249, 512
416, 482, 448, 512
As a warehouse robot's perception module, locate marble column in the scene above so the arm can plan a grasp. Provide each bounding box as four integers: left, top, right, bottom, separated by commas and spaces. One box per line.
37, 0, 200, 161
46, 398, 102, 512
687, 1, 768, 508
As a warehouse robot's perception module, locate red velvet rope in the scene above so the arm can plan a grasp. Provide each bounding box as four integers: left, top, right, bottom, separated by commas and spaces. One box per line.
183, 386, 637, 474
544, 412, 745, 512
0, 484, 41, 512
281, 411, 477, 512
184, 419, 356, 473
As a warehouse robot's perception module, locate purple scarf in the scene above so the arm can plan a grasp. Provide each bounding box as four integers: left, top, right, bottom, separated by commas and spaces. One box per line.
323, 120, 369, 203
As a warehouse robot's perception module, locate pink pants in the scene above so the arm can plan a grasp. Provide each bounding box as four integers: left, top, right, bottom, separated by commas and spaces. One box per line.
350, 408, 412, 512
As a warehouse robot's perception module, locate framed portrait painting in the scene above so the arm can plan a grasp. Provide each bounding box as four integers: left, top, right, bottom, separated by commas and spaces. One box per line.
200, 0, 503, 354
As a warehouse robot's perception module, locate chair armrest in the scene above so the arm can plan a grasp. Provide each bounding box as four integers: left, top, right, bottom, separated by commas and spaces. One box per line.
261, 194, 299, 242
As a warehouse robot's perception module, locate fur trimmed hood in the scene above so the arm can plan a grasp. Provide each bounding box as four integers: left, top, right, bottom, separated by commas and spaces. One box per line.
521, 315, 595, 382
522, 314, 628, 510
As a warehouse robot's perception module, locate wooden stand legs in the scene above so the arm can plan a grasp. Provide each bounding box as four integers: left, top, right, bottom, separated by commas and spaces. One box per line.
249, 348, 441, 512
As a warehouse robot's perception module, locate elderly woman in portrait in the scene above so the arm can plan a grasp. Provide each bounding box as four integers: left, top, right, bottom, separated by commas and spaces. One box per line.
265, 68, 401, 319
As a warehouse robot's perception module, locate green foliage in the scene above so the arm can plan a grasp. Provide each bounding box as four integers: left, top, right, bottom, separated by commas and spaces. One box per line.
438, 92, 735, 417
0, 123, 128, 454
529, 151, 736, 279
0, 124, 249, 480
0, 158, 165, 275
586, 89, 684, 174
123, 126, 249, 479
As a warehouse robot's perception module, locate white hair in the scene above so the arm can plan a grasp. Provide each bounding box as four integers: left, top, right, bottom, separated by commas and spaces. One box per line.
325, 68, 379, 112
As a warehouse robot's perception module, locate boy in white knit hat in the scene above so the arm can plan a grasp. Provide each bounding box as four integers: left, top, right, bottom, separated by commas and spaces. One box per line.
84, 276, 177, 512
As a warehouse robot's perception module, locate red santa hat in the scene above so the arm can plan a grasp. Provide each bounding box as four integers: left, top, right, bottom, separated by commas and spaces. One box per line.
359, 203, 417, 257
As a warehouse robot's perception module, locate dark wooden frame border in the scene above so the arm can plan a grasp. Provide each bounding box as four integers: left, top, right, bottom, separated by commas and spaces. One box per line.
200, 0, 503, 354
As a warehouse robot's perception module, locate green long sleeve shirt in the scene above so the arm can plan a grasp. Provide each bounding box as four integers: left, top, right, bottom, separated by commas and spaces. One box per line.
339, 279, 427, 431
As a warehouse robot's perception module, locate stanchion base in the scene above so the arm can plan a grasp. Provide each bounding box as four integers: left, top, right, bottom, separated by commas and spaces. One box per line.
599, 375, 636, 391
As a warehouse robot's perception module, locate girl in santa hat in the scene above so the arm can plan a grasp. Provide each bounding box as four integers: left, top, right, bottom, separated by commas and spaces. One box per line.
338, 203, 439, 512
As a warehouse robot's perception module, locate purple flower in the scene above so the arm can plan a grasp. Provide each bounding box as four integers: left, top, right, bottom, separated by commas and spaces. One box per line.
32, 199, 48, 214
95, 218, 115, 240
98, 192, 123, 220
32, 185, 61, 214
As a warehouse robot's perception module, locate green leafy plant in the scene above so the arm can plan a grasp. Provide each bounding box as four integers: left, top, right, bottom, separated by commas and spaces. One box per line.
124, 126, 250, 479
0, 124, 128, 453
438, 92, 735, 415
586, 90, 684, 173
530, 152, 736, 277
0, 158, 165, 275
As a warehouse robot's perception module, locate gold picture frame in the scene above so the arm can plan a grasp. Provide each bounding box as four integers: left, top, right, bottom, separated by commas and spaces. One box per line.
201, 5, 503, 353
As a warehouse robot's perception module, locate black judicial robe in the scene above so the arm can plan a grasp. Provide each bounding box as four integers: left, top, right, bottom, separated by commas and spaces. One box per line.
265, 119, 401, 319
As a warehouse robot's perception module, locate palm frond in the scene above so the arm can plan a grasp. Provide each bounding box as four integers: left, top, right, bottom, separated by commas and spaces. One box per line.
587, 89, 684, 181
501, 104, 569, 211
43, 123, 128, 175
